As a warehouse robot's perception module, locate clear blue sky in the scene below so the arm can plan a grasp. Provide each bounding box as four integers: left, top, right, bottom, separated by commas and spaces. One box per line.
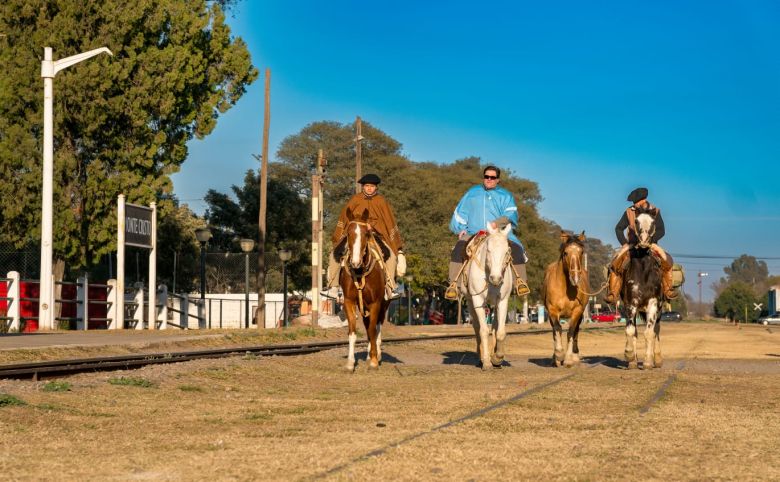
173, 0, 780, 301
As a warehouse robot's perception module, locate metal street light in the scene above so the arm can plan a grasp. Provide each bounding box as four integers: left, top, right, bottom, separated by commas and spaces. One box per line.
38, 46, 112, 330
698, 271, 709, 318
240, 238, 255, 328
278, 249, 292, 327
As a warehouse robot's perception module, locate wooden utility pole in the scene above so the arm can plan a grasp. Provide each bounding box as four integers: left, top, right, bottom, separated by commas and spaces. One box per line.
355, 116, 362, 194
311, 149, 325, 327
256, 68, 271, 329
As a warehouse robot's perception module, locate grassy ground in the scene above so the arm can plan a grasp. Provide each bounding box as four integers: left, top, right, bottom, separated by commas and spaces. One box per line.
0, 322, 778, 481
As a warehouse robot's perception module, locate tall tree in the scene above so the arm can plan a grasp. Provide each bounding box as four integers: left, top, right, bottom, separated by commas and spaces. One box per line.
0, 0, 257, 277
204, 169, 310, 290
714, 281, 759, 322
722, 254, 768, 288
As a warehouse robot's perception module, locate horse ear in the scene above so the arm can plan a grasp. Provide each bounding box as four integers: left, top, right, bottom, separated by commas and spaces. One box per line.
560, 231, 570, 243
501, 223, 512, 236
360, 210, 369, 222
487, 222, 498, 234
578, 231, 586, 242
346, 208, 354, 221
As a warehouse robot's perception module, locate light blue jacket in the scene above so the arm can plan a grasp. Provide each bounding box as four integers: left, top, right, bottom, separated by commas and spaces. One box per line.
449, 185, 523, 247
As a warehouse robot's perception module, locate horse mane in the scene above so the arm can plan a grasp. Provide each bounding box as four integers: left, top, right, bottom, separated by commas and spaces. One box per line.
635, 205, 658, 217
371, 231, 392, 262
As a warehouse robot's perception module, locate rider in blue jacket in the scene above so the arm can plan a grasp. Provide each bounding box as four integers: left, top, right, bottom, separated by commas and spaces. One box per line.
444, 165, 530, 300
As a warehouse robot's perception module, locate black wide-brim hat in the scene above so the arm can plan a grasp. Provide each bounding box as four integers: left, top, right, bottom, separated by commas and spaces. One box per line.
358, 173, 381, 185
627, 187, 648, 203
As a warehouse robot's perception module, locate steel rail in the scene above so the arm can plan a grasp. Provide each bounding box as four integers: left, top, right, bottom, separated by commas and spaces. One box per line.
0, 325, 621, 381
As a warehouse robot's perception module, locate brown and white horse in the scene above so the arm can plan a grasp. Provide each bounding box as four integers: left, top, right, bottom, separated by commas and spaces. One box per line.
541, 231, 588, 367
338, 214, 390, 371
461, 222, 514, 370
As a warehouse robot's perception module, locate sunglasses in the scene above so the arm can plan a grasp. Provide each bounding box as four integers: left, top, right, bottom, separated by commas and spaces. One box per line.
483, 175, 499, 180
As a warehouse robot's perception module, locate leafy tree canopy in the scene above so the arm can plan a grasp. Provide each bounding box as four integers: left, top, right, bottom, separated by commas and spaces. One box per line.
0, 0, 257, 277
713, 281, 759, 322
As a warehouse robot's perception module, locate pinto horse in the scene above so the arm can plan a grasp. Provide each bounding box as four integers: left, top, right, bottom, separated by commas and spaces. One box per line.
338, 214, 391, 371
621, 207, 664, 369
461, 222, 514, 370
542, 231, 589, 367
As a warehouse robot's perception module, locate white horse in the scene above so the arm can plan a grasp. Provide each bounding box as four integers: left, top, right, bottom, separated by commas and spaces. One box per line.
460, 222, 514, 370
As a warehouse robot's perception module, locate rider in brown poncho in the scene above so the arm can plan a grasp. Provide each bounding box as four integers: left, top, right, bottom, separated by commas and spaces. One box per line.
327, 174, 406, 300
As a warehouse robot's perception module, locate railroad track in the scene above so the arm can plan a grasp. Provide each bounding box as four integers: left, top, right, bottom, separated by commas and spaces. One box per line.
0, 325, 621, 380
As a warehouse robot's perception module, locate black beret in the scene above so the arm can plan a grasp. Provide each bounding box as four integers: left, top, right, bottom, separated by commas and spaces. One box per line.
627, 187, 648, 203
358, 173, 381, 185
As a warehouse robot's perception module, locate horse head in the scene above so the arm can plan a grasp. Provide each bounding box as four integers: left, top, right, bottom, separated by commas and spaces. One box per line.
634, 206, 658, 248
485, 222, 513, 286
559, 230, 585, 287
346, 210, 371, 270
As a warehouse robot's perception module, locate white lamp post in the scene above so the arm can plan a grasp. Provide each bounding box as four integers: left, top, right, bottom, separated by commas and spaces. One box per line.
38, 46, 112, 330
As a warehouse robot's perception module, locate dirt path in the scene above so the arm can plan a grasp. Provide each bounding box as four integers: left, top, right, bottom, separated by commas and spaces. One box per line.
0, 322, 778, 481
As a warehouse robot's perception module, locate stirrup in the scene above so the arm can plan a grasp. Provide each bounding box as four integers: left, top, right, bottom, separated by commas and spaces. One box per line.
514, 279, 530, 297
444, 283, 459, 301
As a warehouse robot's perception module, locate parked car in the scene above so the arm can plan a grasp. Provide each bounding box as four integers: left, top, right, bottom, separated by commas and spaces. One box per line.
591, 311, 621, 322
758, 312, 780, 325
659, 311, 682, 322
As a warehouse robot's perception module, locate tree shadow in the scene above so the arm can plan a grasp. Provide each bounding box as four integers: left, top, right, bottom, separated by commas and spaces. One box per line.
528, 355, 624, 369
441, 350, 512, 368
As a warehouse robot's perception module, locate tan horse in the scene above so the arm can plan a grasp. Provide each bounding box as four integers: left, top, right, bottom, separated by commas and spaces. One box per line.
339, 214, 390, 371
541, 231, 589, 367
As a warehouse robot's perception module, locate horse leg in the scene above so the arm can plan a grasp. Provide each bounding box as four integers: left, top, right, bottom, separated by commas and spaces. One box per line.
625, 307, 638, 369
467, 303, 481, 360
365, 304, 381, 369
490, 293, 509, 367
472, 301, 491, 370
653, 316, 663, 368
343, 298, 358, 371
549, 314, 565, 367
643, 299, 659, 369
564, 308, 584, 367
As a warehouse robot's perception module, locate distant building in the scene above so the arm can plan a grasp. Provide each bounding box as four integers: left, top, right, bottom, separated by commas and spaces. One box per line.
769, 286, 780, 314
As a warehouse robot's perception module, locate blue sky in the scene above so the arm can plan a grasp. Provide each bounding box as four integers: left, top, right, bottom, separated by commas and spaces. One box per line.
173, 0, 780, 301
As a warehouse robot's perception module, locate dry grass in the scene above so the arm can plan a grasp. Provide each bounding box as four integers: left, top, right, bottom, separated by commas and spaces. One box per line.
0, 322, 778, 481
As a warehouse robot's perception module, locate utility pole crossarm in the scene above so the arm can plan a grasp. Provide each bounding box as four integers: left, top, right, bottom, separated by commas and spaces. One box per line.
42, 47, 113, 78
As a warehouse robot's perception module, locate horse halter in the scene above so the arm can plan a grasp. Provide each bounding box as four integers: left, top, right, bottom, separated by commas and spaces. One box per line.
563, 244, 583, 286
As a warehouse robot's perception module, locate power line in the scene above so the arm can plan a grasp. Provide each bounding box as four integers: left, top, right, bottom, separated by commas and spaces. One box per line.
671, 253, 780, 260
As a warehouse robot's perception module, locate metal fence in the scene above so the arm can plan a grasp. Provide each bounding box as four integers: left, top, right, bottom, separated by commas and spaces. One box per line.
0, 248, 39, 279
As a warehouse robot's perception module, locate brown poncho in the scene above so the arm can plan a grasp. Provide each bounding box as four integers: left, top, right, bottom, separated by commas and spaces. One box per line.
332, 192, 403, 253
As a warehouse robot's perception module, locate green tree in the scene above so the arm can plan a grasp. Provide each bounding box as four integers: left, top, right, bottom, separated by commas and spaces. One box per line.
722, 255, 768, 290
203, 169, 310, 290
0, 0, 257, 279
713, 281, 759, 322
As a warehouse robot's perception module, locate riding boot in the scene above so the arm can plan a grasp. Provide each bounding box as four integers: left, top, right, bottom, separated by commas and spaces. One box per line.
662, 265, 678, 300
513, 263, 530, 296
445, 260, 461, 301
604, 268, 622, 305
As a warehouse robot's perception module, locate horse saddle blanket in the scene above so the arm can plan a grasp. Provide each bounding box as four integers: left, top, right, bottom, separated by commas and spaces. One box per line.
464, 231, 489, 259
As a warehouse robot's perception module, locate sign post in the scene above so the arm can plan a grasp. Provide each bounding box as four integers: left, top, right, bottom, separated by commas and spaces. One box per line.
117, 196, 156, 329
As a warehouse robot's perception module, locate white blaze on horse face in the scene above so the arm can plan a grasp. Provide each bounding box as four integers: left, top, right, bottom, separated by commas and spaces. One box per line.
636, 213, 654, 247
487, 234, 509, 286
350, 224, 362, 268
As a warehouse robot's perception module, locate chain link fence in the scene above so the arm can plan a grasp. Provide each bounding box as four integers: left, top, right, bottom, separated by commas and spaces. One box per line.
0, 247, 39, 279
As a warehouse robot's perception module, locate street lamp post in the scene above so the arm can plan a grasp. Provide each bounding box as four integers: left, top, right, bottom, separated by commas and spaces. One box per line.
240, 239, 255, 329
278, 249, 292, 327
698, 271, 709, 318
38, 46, 112, 330
195, 228, 212, 305
405, 275, 413, 325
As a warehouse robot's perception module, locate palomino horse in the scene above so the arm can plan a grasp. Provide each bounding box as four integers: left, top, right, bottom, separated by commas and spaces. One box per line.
338, 214, 391, 371
460, 222, 514, 370
541, 231, 588, 367
621, 207, 664, 369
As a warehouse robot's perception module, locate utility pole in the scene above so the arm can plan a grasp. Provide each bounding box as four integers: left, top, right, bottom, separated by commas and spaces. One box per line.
256, 68, 271, 329
311, 149, 325, 327
697, 271, 708, 319
355, 116, 362, 194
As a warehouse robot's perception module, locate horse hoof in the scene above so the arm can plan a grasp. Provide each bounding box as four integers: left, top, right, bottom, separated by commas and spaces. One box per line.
368, 360, 379, 370
654, 357, 663, 368
481, 361, 492, 371
627, 361, 638, 370
553, 358, 563, 368
563, 359, 576, 368
346, 363, 355, 372
490, 355, 504, 367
